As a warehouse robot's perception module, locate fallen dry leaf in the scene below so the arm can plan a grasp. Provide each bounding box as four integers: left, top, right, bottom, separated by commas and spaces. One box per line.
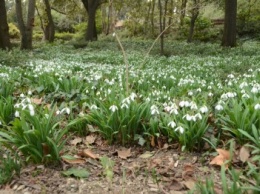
70, 137, 82, 146
79, 149, 99, 159
31, 98, 42, 105
182, 164, 195, 180
85, 135, 96, 145
150, 136, 156, 147
117, 148, 131, 159
61, 155, 85, 164
42, 143, 50, 156
139, 151, 154, 159
210, 149, 230, 167
183, 180, 196, 190
239, 146, 250, 163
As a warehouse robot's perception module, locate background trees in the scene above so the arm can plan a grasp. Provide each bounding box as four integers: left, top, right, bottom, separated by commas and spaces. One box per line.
0, 0, 11, 50
0, 0, 260, 51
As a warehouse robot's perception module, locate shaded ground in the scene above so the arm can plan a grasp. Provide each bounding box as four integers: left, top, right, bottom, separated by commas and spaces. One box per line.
0, 136, 224, 194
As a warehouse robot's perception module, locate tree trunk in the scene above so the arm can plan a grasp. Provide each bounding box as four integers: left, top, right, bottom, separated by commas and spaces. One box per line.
43, 0, 55, 42
158, 0, 168, 56
150, 0, 156, 36
222, 0, 237, 47
15, 0, 36, 50
179, 0, 187, 27
0, 0, 11, 50
81, 0, 101, 41
187, 0, 200, 43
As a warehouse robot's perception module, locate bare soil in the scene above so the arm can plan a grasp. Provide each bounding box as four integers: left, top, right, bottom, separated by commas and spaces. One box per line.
0, 136, 224, 194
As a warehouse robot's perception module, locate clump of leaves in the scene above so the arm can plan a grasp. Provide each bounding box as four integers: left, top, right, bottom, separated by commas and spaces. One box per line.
0, 107, 68, 164
0, 154, 21, 185
100, 156, 114, 182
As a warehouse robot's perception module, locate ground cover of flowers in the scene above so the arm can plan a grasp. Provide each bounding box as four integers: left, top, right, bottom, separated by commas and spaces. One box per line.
0, 41, 260, 193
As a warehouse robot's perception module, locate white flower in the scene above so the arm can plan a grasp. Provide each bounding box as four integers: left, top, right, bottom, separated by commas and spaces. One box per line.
20, 93, 25, 98
168, 121, 176, 129
242, 93, 250, 98
208, 92, 213, 97
254, 104, 260, 110
28, 90, 32, 95
215, 104, 224, 111
179, 101, 190, 108
121, 103, 129, 109
200, 106, 208, 113
190, 102, 198, 110
109, 105, 118, 112
195, 113, 202, 120
251, 87, 258, 93
28, 104, 34, 111
130, 93, 137, 101
188, 91, 193, 96
112, 32, 116, 37
30, 109, 35, 116
15, 111, 20, 117
183, 114, 194, 121
122, 97, 131, 104
90, 105, 98, 110
151, 105, 159, 115
175, 126, 184, 134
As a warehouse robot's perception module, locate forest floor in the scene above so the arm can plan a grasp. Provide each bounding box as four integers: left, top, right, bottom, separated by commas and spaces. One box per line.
0, 135, 224, 194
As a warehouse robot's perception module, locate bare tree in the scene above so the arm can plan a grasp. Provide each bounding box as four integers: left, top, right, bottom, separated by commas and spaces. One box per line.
187, 0, 200, 43
222, 0, 237, 47
15, 0, 36, 49
43, 0, 55, 42
81, 0, 106, 41
0, 0, 11, 50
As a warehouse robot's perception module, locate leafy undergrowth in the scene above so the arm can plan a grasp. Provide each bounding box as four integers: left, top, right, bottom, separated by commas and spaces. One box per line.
0, 40, 260, 193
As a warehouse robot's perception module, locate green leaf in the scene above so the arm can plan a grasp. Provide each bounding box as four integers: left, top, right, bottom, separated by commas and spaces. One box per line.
62, 168, 90, 178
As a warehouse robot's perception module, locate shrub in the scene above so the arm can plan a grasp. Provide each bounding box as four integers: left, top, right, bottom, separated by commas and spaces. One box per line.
55, 32, 74, 41
8, 23, 20, 39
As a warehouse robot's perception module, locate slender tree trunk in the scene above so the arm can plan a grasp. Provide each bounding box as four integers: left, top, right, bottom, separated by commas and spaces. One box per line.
0, 0, 11, 50
15, 0, 36, 49
187, 0, 200, 43
180, 0, 187, 27
168, 0, 174, 26
222, 0, 237, 47
43, 0, 55, 42
158, 0, 168, 55
81, 0, 101, 41
150, 0, 156, 36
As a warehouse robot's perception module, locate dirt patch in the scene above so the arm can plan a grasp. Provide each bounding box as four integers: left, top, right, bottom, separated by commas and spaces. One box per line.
0, 142, 224, 194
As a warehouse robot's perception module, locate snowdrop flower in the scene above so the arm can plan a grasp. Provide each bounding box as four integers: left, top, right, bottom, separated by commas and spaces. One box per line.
251, 87, 258, 93
254, 104, 260, 110
122, 97, 131, 104
208, 92, 213, 97
130, 92, 137, 101
30, 109, 35, 116
168, 121, 176, 129
45, 114, 49, 119
15, 111, 20, 117
146, 97, 151, 102
28, 104, 34, 111
195, 113, 202, 120
109, 105, 118, 112
242, 93, 250, 98
151, 105, 159, 115
90, 105, 98, 110
121, 103, 129, 109
190, 102, 198, 110
28, 90, 32, 95
200, 106, 208, 113
183, 114, 195, 121
20, 93, 25, 98
215, 104, 224, 111
179, 101, 190, 108
188, 91, 193, 96
175, 126, 184, 134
